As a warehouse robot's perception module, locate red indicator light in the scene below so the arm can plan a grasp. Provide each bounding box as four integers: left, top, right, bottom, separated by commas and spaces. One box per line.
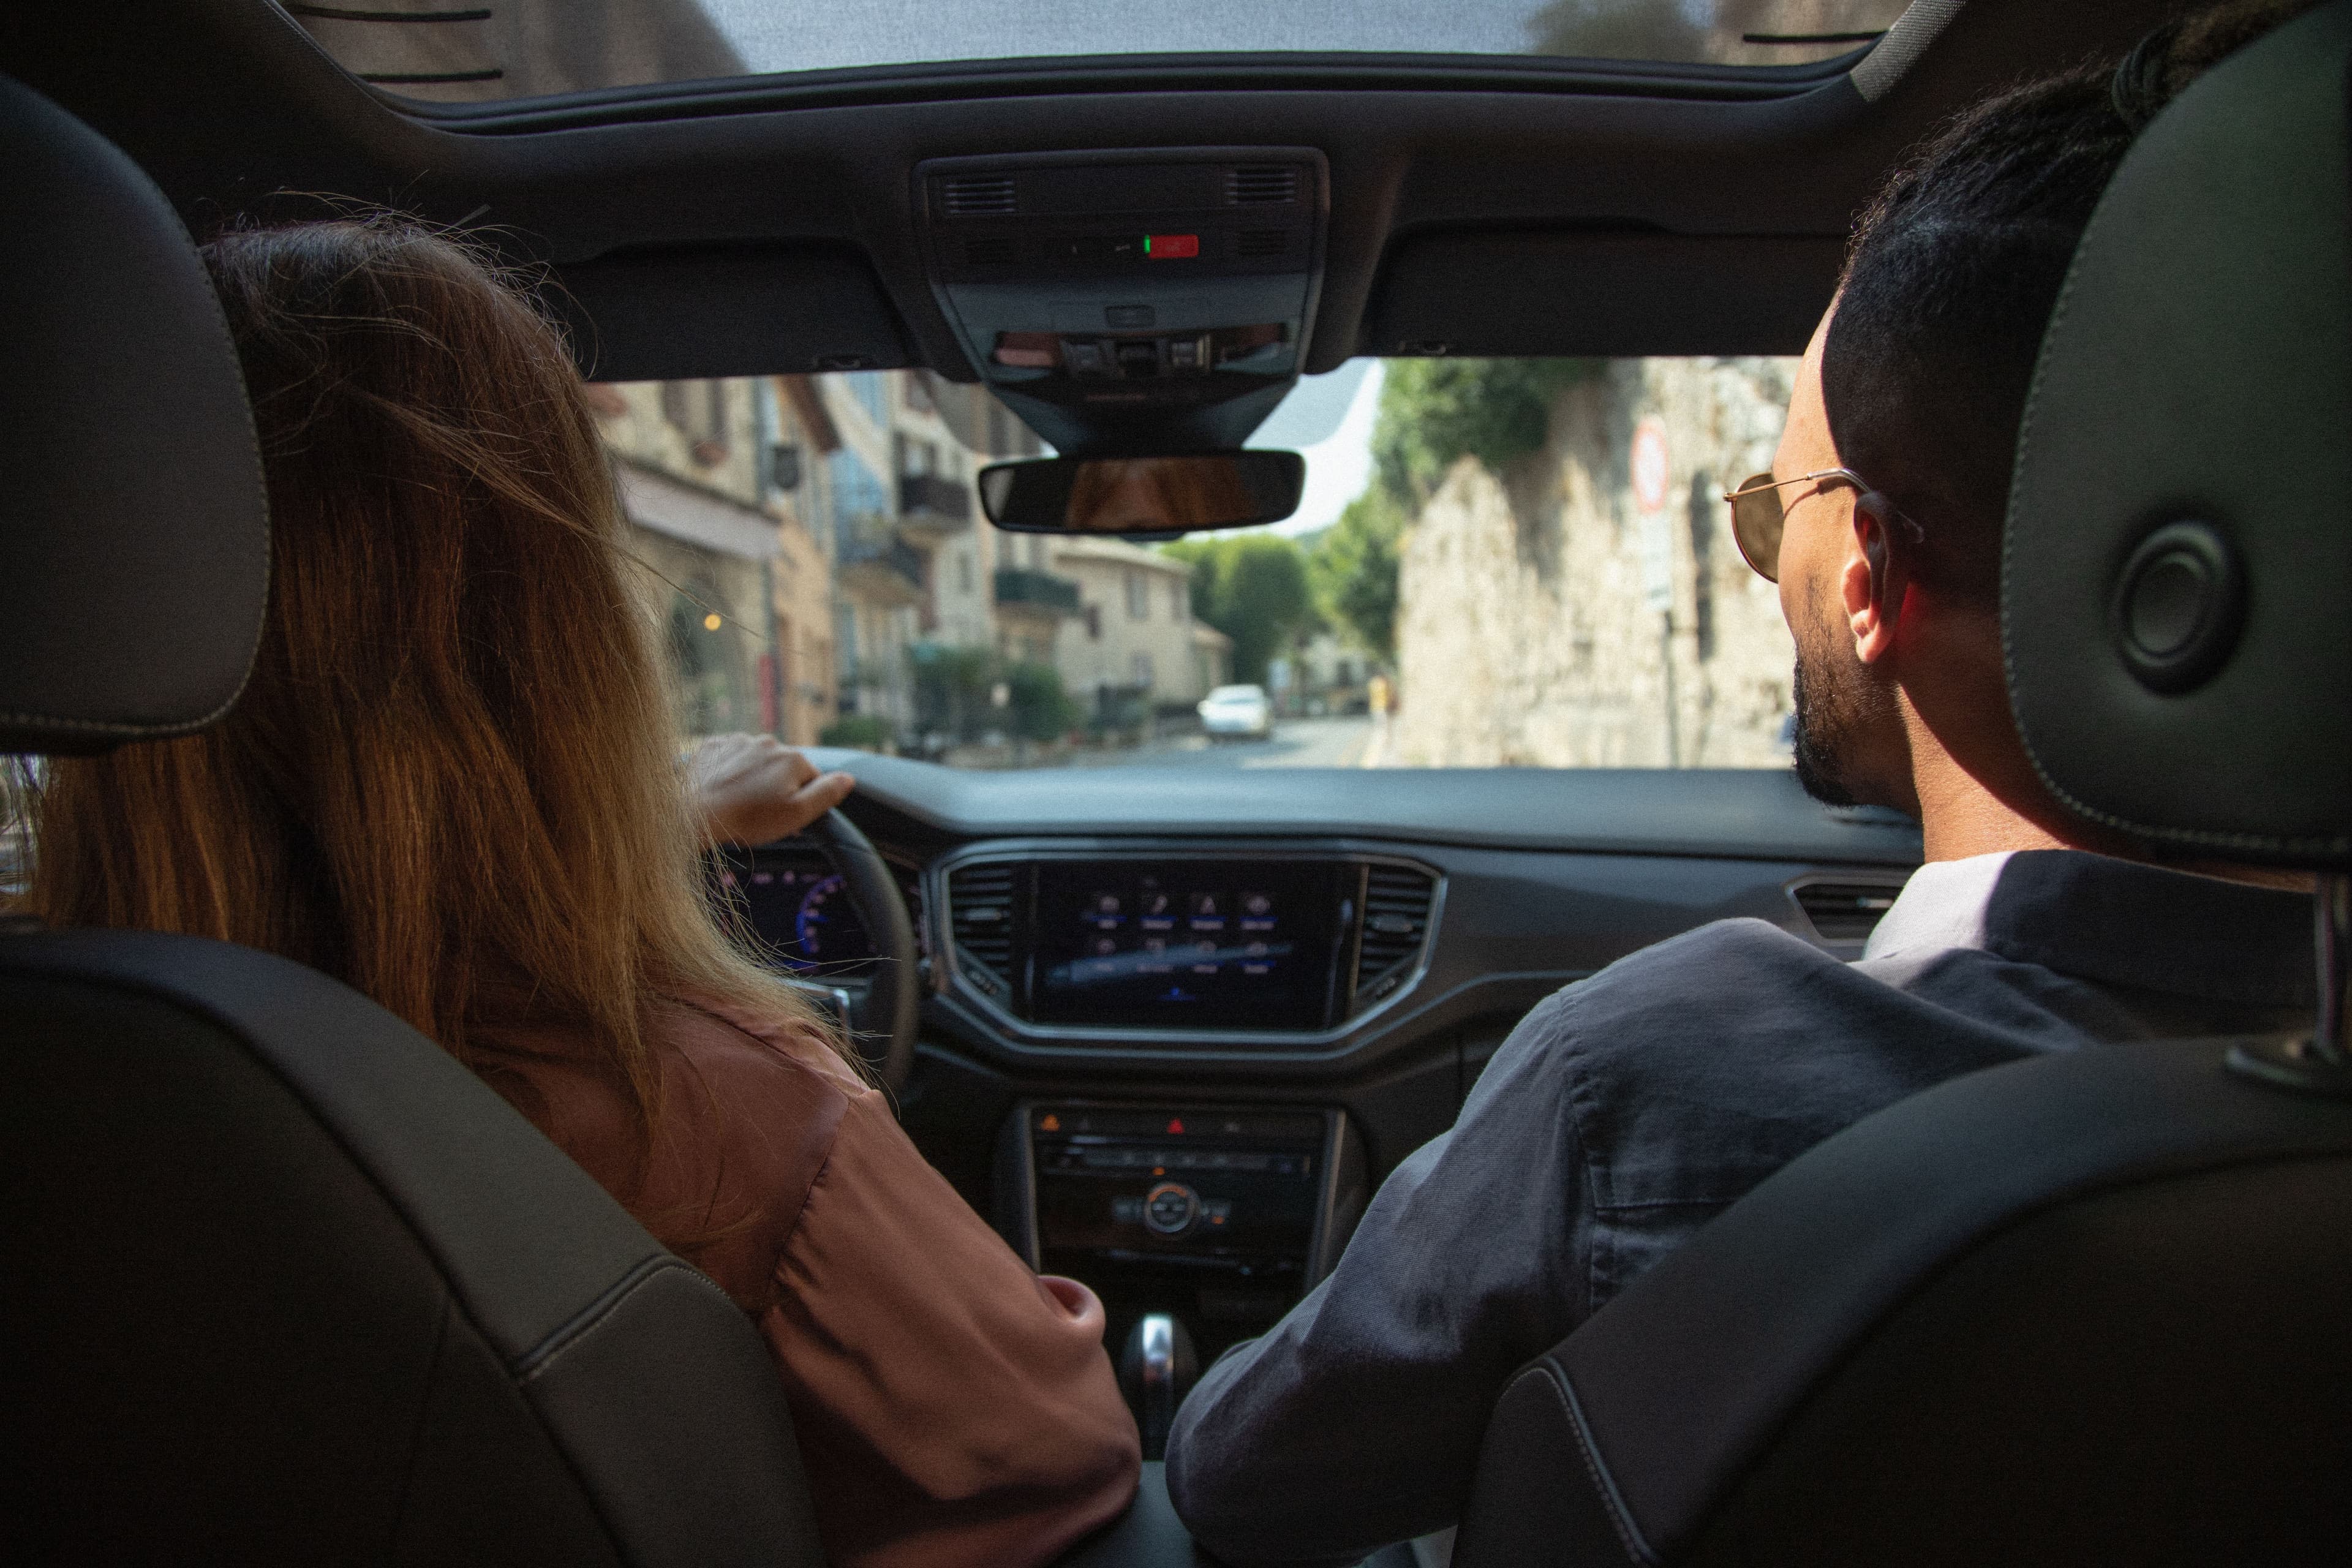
1166, 1118, 1185, 1134
1145, 233, 1199, 259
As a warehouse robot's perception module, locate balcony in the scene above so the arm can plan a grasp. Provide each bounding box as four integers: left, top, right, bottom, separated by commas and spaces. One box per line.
995, 567, 1082, 616
897, 472, 973, 543
835, 514, 926, 608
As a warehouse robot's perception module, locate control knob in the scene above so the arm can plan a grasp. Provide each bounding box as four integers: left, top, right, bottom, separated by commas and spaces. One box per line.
1142, 1181, 1201, 1237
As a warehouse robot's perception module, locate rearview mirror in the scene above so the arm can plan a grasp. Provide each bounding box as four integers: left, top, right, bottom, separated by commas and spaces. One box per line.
977, 453, 1305, 536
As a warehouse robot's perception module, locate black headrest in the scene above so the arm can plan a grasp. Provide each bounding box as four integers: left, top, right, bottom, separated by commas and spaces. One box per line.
2004, 2, 2352, 868
0, 77, 267, 755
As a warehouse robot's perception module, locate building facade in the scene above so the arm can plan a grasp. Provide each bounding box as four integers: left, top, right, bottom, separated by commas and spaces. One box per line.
1050, 536, 1222, 725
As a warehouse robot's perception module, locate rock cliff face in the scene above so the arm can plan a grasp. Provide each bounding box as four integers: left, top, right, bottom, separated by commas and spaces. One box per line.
1392, 357, 1800, 768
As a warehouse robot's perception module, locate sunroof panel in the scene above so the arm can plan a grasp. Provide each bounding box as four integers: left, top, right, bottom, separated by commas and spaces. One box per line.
285, 0, 1912, 105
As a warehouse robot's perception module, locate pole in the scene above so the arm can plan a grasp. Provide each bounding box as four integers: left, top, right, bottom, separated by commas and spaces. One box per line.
1659, 609, 1681, 767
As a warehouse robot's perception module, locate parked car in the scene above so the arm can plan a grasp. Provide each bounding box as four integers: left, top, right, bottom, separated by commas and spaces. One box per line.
1196, 683, 1273, 741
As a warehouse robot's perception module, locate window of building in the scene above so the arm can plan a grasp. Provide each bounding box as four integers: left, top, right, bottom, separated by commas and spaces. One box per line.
1126, 570, 1148, 620
1132, 652, 1154, 689
1170, 578, 1185, 619
827, 448, 890, 556
1085, 605, 1102, 640
846, 371, 889, 427
957, 551, 974, 594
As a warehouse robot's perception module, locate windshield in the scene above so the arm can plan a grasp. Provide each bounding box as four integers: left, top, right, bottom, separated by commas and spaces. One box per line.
287, 1, 1911, 104
612, 354, 1799, 771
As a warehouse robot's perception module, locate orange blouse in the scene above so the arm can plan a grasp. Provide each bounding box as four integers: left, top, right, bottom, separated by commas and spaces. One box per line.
477, 998, 1140, 1567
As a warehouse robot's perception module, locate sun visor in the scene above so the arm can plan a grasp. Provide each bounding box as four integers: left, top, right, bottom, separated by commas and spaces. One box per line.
549, 243, 914, 382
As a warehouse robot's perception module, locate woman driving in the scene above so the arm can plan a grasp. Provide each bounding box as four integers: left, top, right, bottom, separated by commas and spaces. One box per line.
18, 217, 1138, 1567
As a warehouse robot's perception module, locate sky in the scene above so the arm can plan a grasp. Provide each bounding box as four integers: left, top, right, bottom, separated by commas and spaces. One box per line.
1252, 359, 1384, 538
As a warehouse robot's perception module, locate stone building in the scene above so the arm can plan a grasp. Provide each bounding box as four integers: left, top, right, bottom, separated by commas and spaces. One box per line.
1391, 357, 1800, 768
1050, 537, 1221, 723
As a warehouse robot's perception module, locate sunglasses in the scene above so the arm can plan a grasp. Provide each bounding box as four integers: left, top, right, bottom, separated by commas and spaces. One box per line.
1722, 468, 1919, 583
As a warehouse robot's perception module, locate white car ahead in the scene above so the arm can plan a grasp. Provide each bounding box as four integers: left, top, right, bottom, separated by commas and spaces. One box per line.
1197, 683, 1274, 742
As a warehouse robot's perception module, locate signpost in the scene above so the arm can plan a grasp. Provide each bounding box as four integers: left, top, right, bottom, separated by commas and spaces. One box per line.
1630, 417, 1681, 766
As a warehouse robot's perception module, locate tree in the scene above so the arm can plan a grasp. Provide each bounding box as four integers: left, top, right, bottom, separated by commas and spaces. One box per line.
1310, 489, 1406, 660
1164, 533, 1319, 686
1005, 660, 1079, 743
1373, 358, 1600, 507
908, 643, 997, 742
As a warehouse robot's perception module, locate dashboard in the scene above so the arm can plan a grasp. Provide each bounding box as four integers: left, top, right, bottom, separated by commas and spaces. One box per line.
725, 757, 1924, 1364
710, 845, 881, 973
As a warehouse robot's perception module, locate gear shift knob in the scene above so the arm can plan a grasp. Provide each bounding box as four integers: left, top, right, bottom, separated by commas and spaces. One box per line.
1118, 1313, 1199, 1460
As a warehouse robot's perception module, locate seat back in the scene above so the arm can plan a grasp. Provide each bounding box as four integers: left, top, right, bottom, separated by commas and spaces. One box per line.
0, 75, 823, 1565
1455, 4, 2352, 1562
1452, 1041, 2352, 1566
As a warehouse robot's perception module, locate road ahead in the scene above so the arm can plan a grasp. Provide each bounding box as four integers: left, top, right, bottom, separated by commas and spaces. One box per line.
1070, 715, 1376, 770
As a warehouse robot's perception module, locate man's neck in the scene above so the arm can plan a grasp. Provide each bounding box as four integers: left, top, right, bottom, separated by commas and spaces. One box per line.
1898, 687, 2133, 864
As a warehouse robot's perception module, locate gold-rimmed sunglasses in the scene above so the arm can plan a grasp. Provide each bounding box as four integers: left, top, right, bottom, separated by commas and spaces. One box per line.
1722, 468, 1919, 583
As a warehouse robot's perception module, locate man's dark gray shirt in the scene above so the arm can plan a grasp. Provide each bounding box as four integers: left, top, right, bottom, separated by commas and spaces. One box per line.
1163, 849, 2315, 1567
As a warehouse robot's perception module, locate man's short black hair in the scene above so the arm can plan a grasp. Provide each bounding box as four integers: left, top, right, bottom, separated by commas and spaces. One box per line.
1823, 0, 2316, 605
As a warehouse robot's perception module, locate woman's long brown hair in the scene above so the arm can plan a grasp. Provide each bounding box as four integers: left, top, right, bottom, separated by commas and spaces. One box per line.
23, 217, 842, 1124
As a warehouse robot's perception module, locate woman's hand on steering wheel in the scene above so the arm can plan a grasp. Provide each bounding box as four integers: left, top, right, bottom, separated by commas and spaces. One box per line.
688, 733, 854, 848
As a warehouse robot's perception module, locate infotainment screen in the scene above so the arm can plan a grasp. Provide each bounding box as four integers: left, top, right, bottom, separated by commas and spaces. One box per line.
1030, 859, 1345, 1031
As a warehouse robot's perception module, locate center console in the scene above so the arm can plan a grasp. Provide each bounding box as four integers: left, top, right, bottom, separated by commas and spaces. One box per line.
1000, 1100, 1368, 1364
939, 846, 1444, 1047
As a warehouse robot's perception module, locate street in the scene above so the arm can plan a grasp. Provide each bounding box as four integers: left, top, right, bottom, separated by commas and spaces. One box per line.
1068, 714, 1378, 769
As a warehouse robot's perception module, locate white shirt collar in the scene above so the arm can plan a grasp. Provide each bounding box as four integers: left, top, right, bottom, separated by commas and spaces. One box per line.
1860, 851, 2015, 963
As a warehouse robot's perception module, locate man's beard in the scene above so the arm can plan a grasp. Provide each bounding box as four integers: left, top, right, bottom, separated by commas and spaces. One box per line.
1791, 628, 1862, 808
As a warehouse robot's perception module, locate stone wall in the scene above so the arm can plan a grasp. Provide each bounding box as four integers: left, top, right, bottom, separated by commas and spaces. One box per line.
1392, 357, 1800, 769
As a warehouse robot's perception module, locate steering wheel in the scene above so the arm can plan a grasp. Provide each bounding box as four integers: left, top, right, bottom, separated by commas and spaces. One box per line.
793, 807, 919, 1093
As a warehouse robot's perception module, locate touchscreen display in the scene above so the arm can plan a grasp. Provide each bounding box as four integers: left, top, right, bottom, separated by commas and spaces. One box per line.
1030, 860, 1342, 1030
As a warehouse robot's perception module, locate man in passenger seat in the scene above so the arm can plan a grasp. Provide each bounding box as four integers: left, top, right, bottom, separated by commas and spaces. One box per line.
1164, 5, 2321, 1564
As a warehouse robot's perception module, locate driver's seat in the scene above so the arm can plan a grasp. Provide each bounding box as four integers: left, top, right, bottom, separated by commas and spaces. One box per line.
1451, 6, 2352, 1564
1, 75, 826, 1566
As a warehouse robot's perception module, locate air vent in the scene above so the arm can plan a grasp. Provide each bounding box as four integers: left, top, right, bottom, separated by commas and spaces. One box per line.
1354, 864, 1437, 1010
964, 236, 1019, 265
1792, 881, 1905, 944
1226, 165, 1300, 205
1235, 228, 1288, 257
941, 174, 1019, 217
948, 862, 1019, 1000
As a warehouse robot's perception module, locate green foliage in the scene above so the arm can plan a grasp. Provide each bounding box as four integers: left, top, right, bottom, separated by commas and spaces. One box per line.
1005, 660, 1079, 744
818, 713, 892, 750
1310, 489, 1406, 660
908, 643, 999, 742
1164, 533, 1321, 686
1373, 358, 1600, 506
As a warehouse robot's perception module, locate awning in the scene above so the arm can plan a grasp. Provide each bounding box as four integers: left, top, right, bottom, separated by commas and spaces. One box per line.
617, 462, 780, 561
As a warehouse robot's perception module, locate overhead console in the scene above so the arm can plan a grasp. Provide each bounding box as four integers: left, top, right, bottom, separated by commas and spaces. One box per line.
933, 846, 1442, 1047
914, 148, 1329, 454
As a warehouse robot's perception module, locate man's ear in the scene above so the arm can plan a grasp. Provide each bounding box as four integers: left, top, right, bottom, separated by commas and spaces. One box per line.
1838, 492, 1912, 665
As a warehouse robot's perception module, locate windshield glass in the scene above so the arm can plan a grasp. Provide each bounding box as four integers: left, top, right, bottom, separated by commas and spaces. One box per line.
287, 1, 1911, 103
611, 354, 1799, 771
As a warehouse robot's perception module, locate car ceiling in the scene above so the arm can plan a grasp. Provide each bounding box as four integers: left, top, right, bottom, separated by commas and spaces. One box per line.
6, 0, 2180, 386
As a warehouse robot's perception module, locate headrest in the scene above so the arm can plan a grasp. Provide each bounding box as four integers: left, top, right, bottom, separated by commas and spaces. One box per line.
2004, 2, 2352, 868
0, 77, 268, 755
